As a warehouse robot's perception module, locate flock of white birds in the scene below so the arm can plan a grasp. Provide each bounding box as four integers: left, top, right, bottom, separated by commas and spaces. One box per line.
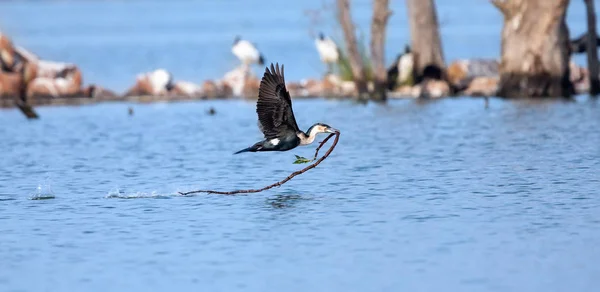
231, 33, 414, 86
231, 33, 340, 73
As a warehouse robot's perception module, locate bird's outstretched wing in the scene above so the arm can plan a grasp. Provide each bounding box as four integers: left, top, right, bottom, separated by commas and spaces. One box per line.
256, 63, 300, 139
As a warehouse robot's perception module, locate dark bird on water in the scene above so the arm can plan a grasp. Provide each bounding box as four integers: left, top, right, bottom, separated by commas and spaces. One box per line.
235, 63, 338, 154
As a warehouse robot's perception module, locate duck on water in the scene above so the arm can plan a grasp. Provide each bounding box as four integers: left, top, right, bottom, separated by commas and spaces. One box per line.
235, 63, 338, 154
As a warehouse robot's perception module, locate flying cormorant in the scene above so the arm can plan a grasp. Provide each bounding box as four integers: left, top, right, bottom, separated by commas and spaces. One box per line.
235, 63, 338, 154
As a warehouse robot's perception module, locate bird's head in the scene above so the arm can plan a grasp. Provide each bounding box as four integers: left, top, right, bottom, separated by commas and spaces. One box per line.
318, 32, 325, 40
233, 36, 241, 45
299, 123, 338, 145
308, 123, 338, 136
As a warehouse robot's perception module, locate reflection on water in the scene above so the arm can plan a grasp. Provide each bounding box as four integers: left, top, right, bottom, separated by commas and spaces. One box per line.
265, 194, 307, 209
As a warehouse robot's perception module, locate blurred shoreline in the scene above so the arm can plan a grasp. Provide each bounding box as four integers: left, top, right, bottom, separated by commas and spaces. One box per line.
1, 0, 598, 108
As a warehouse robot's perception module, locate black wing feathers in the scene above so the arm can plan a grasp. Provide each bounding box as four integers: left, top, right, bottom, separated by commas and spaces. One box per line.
256, 63, 300, 139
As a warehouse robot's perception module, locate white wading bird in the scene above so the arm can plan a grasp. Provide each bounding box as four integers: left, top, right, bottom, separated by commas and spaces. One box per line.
314, 32, 340, 74
232, 36, 265, 67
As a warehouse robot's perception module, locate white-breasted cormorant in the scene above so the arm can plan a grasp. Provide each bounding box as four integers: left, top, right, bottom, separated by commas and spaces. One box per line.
387, 45, 413, 90
232, 36, 265, 66
235, 63, 338, 154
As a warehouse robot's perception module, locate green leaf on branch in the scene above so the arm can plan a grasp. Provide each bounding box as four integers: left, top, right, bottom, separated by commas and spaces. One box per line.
293, 155, 312, 164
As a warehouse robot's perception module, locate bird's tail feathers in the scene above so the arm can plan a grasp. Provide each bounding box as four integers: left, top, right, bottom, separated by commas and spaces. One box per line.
234, 144, 260, 154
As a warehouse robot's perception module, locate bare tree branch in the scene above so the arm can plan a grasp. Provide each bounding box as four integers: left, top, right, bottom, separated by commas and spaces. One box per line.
179, 132, 341, 196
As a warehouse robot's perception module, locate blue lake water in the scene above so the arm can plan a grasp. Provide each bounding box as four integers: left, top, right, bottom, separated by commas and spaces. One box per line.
1, 97, 600, 292
2, 1, 600, 292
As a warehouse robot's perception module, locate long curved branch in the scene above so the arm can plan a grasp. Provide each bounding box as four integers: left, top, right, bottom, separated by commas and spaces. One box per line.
312, 132, 334, 160
179, 131, 340, 196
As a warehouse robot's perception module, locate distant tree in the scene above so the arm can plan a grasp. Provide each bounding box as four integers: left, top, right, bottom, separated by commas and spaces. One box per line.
584, 0, 600, 96
492, 0, 573, 98
406, 0, 445, 83
336, 0, 369, 101
370, 0, 392, 101
336, 0, 392, 101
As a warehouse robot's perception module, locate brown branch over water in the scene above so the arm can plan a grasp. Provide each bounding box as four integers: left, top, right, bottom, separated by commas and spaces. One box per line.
178, 131, 340, 196
312, 132, 334, 160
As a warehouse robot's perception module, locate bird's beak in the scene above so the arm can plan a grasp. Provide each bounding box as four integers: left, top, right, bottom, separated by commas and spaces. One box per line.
325, 127, 339, 133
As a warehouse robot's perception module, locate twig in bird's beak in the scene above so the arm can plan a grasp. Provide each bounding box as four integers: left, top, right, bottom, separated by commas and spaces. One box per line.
325, 127, 339, 133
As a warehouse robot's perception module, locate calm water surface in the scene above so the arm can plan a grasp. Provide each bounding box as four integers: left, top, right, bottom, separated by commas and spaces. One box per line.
1, 97, 599, 292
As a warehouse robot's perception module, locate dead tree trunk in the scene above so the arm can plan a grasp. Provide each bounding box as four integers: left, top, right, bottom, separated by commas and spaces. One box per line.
584, 0, 600, 96
370, 0, 392, 101
337, 0, 369, 100
406, 0, 445, 84
493, 0, 572, 98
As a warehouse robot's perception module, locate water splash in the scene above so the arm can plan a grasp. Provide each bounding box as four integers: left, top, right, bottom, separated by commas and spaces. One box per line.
29, 181, 55, 200
105, 187, 173, 199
